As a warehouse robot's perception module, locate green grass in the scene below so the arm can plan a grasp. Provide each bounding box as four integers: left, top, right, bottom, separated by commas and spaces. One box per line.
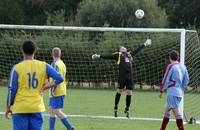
0, 87, 200, 130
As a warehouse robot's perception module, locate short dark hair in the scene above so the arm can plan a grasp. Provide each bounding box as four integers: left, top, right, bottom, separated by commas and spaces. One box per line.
22, 40, 37, 55
170, 50, 179, 61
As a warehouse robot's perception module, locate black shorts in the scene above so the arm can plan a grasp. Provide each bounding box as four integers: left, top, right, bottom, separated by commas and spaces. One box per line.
118, 78, 133, 90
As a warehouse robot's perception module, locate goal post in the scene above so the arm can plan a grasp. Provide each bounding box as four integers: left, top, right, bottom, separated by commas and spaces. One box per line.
0, 24, 199, 122
179, 29, 186, 120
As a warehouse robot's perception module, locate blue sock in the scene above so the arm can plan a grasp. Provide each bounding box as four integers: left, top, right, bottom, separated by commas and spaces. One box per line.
49, 117, 56, 130
61, 117, 73, 130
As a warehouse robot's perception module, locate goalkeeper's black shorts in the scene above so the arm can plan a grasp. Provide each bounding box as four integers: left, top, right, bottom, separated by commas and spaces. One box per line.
118, 77, 133, 90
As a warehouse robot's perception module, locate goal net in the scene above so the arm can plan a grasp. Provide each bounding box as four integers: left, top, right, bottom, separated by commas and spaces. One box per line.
184, 31, 200, 123
0, 25, 199, 122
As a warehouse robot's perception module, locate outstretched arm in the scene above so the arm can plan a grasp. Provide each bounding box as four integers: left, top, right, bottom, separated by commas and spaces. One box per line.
92, 52, 118, 60
131, 39, 151, 55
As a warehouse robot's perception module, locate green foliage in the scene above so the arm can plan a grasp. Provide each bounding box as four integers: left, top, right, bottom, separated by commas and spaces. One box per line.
46, 10, 65, 25
43, 0, 82, 20
0, 29, 180, 87
0, 0, 25, 24
1, 0, 200, 29
0, 0, 82, 25
158, 0, 200, 28
76, 0, 168, 27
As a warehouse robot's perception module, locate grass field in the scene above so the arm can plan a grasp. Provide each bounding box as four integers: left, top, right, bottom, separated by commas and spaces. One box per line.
0, 87, 200, 130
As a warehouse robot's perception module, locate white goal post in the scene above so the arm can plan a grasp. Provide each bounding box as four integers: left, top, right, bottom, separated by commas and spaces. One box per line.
0, 24, 199, 122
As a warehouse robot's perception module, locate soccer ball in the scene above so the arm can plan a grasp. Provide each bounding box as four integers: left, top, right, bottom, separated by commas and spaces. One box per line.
135, 9, 144, 19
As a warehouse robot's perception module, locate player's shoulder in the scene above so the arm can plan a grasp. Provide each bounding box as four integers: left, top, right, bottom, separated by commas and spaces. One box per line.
11, 63, 19, 71
55, 59, 65, 66
179, 63, 187, 70
28, 59, 47, 65
168, 62, 179, 67
174, 62, 186, 68
14, 61, 25, 70
166, 63, 174, 68
33, 59, 47, 65
56, 59, 64, 63
171, 62, 187, 71
113, 52, 120, 55
165, 62, 177, 72
16, 59, 47, 68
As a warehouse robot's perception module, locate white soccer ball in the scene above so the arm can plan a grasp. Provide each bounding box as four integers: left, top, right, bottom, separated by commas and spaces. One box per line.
135, 9, 144, 19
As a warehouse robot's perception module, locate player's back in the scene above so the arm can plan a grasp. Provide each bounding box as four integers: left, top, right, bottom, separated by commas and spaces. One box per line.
167, 63, 189, 97
12, 59, 47, 113
50, 59, 67, 97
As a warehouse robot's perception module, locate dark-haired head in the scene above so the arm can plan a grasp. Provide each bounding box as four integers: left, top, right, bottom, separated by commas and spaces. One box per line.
170, 50, 179, 61
22, 40, 37, 55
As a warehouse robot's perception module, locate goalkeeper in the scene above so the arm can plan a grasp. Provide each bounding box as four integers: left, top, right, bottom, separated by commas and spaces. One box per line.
92, 39, 151, 117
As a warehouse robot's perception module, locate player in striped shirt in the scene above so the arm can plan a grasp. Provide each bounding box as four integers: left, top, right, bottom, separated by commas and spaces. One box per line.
5, 40, 64, 130
159, 50, 189, 130
49, 47, 75, 130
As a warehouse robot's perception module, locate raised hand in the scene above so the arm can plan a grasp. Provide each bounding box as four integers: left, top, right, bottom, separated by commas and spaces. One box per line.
144, 39, 151, 46
92, 54, 100, 60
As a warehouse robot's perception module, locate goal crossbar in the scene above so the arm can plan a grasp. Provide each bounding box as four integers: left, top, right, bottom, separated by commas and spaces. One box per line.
0, 24, 195, 33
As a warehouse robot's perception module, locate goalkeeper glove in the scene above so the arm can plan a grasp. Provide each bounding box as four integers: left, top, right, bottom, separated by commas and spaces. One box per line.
92, 54, 100, 59
144, 39, 151, 46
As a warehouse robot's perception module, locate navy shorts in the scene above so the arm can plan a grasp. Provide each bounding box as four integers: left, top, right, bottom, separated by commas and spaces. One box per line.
12, 113, 44, 130
166, 95, 182, 109
49, 95, 65, 109
118, 78, 133, 90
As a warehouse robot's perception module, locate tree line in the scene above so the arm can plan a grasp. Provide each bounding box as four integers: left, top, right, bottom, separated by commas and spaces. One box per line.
0, 0, 199, 28
0, 29, 199, 89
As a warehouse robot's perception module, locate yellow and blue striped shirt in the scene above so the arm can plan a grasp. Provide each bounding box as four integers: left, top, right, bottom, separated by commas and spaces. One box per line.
6, 59, 63, 113
50, 59, 67, 97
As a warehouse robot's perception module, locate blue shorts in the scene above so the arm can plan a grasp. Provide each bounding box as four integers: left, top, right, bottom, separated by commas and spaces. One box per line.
12, 113, 44, 130
49, 95, 65, 109
166, 95, 182, 109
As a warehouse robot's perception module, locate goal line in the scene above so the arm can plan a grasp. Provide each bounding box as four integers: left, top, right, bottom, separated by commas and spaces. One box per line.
0, 112, 199, 124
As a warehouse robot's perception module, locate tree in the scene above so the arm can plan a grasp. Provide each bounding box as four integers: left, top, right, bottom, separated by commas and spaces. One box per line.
76, 0, 168, 28
158, 0, 200, 27
0, 0, 25, 24
0, 0, 83, 25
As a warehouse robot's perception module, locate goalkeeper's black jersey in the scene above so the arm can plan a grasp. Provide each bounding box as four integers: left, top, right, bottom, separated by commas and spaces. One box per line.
100, 44, 145, 79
